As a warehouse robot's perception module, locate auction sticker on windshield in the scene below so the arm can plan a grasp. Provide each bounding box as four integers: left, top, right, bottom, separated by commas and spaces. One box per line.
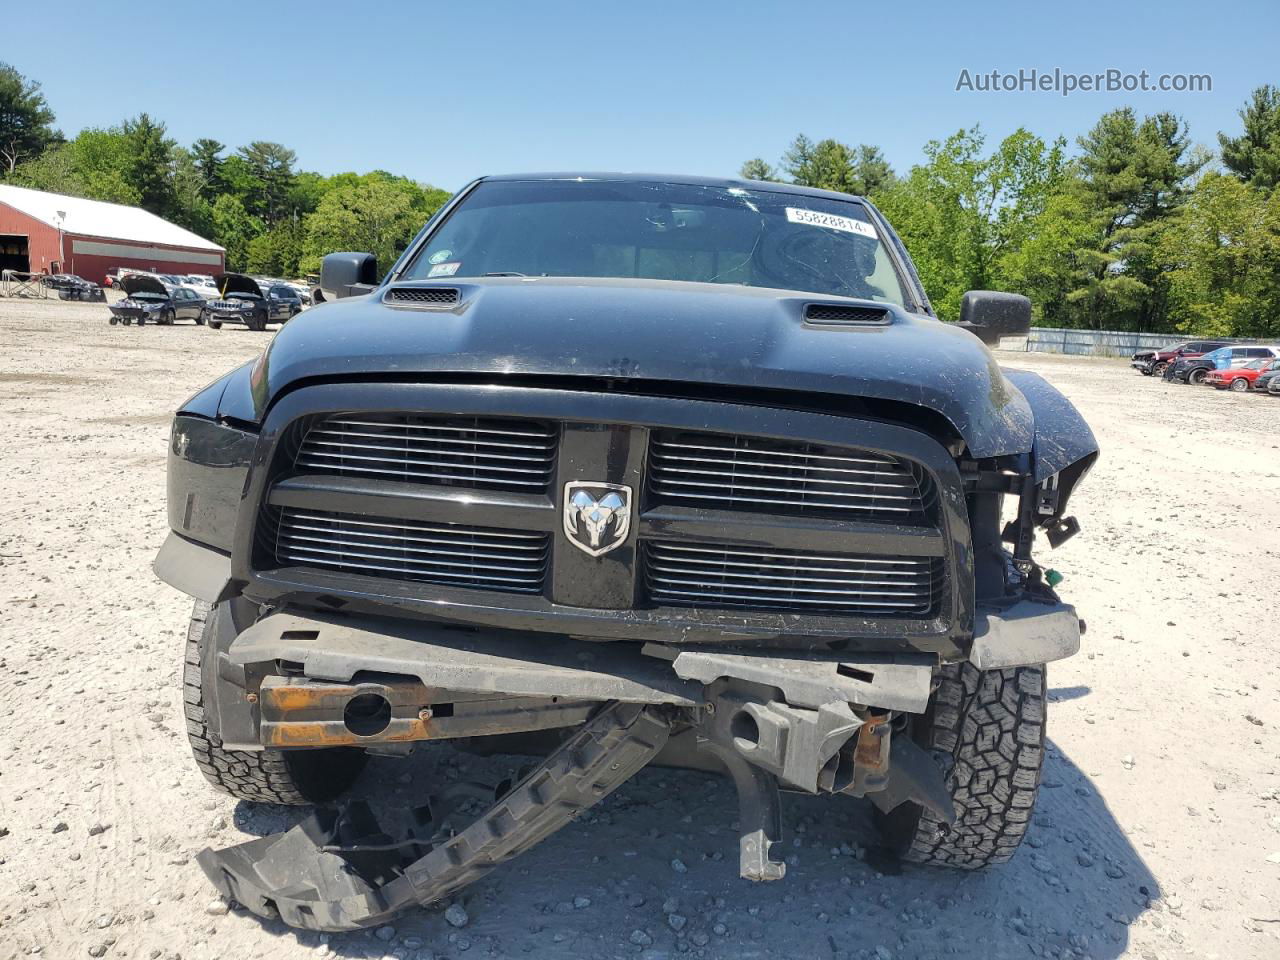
785, 207, 877, 239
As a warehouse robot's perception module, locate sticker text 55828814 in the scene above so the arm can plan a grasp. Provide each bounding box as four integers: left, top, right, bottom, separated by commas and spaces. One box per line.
785, 207, 878, 239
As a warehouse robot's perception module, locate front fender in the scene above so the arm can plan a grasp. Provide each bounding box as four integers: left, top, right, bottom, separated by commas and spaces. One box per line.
1002, 368, 1099, 519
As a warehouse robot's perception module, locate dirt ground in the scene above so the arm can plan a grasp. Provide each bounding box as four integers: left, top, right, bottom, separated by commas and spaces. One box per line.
0, 293, 1277, 960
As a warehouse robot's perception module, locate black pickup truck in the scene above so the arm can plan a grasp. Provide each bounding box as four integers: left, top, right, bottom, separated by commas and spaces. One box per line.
154, 173, 1097, 931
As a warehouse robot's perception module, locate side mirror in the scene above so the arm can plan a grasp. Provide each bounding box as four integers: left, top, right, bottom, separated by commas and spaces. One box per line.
956, 290, 1032, 345
319, 252, 379, 300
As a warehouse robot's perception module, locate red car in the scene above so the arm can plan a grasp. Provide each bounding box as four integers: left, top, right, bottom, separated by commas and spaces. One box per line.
1205, 358, 1280, 391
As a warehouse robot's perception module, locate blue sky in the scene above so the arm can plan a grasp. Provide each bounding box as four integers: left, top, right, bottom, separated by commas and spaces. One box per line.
13, 0, 1279, 191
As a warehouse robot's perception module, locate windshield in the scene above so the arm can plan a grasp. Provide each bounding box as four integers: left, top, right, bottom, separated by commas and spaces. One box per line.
402, 180, 910, 306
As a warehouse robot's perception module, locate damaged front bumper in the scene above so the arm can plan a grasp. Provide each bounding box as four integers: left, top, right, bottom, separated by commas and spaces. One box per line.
193, 594, 1078, 931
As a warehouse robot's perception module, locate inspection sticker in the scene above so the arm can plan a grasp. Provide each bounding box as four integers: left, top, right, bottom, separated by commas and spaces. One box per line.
785, 207, 877, 238
427, 261, 461, 277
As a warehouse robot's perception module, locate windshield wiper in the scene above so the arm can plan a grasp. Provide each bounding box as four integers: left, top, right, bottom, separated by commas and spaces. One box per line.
482, 271, 528, 278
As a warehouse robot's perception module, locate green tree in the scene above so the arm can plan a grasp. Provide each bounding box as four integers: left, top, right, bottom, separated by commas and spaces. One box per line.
0, 62, 59, 175
1161, 171, 1280, 338
874, 127, 1066, 320
190, 137, 225, 197
246, 218, 305, 276
738, 157, 778, 181
300, 173, 448, 274
852, 144, 896, 196
1066, 108, 1208, 329
237, 141, 297, 224
211, 194, 263, 271
776, 135, 896, 195
121, 113, 176, 216
171, 147, 214, 236
1219, 85, 1280, 191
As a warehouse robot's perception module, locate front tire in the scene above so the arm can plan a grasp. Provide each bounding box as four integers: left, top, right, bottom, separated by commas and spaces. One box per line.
208, 320, 222, 330
183, 600, 367, 805
1153, 361, 1168, 376
876, 663, 1045, 869
1188, 368, 1208, 385
1230, 378, 1249, 392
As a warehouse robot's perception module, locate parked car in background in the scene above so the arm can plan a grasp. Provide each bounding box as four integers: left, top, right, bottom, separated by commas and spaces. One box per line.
1254, 362, 1280, 394
41, 273, 106, 302
108, 275, 207, 325
183, 275, 220, 299
265, 283, 303, 317
1132, 340, 1234, 377
205, 274, 295, 331
1269, 376, 1280, 396
1165, 345, 1279, 384
1205, 357, 1280, 391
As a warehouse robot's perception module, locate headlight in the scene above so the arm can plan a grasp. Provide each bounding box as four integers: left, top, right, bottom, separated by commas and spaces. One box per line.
167, 415, 256, 552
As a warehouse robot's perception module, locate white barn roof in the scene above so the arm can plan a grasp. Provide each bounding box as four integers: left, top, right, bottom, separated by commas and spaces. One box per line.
0, 184, 223, 252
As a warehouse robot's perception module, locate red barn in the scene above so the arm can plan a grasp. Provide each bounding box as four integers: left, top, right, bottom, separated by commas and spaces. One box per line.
0, 184, 224, 283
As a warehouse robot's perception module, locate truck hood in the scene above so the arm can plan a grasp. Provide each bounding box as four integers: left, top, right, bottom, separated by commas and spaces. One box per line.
241, 277, 1042, 460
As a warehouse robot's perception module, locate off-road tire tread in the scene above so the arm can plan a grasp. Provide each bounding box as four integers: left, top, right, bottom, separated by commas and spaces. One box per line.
892, 662, 1045, 869
184, 600, 313, 805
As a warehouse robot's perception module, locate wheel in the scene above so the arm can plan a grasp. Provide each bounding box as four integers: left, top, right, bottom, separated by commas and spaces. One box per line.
1139, 368, 1152, 376
184, 600, 367, 805
249, 314, 267, 332
1152, 362, 1168, 376
1230, 378, 1249, 392
208, 320, 222, 330
135, 314, 145, 326
1188, 368, 1208, 385
163, 308, 175, 325
876, 662, 1045, 869
108, 316, 118, 325
196, 310, 206, 326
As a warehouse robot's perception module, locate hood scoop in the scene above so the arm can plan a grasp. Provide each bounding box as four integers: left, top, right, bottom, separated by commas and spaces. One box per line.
384, 285, 461, 307
804, 302, 891, 326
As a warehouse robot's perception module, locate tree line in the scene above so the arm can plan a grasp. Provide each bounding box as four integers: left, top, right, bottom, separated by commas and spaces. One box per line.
740, 87, 1280, 337
3, 61, 1279, 335
0, 62, 449, 278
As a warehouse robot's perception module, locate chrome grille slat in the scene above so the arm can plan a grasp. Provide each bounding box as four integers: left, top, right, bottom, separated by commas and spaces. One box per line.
651, 476, 920, 501
272, 508, 548, 593
649, 487, 917, 513
306, 433, 555, 456
294, 414, 558, 492
302, 449, 553, 475
649, 431, 932, 523
655, 456, 918, 482
645, 540, 939, 616
650, 543, 934, 566
656, 441, 897, 467
282, 511, 545, 540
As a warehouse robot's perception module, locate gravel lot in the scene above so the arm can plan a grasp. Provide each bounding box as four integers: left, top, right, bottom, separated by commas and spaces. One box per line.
0, 294, 1278, 960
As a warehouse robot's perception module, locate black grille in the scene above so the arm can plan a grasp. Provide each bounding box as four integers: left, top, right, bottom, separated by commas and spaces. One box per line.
804, 303, 890, 324
385, 286, 460, 305
645, 541, 940, 616
270, 508, 549, 593
294, 414, 557, 492
649, 431, 933, 523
